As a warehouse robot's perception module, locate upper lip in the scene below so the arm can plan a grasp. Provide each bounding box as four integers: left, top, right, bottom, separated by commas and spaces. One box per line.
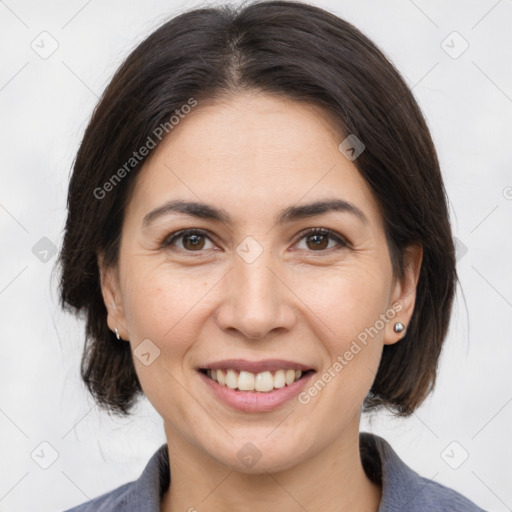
199, 359, 315, 373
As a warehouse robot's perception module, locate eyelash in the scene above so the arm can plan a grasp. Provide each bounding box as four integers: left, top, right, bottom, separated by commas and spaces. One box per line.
160, 227, 349, 254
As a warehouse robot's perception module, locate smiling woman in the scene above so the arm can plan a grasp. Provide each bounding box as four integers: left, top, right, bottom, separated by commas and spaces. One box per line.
57, 1, 484, 511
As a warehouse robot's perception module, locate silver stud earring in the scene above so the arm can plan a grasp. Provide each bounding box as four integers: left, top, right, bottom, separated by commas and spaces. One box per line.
393, 322, 405, 334
114, 327, 121, 340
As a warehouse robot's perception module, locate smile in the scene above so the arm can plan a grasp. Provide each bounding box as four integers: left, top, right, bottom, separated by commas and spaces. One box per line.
197, 363, 317, 412
201, 368, 312, 392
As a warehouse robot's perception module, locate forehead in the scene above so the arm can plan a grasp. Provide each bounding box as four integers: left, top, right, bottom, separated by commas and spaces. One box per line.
124, 92, 383, 231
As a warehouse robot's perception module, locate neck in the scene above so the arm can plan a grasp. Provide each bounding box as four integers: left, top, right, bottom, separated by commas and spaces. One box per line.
160, 418, 382, 512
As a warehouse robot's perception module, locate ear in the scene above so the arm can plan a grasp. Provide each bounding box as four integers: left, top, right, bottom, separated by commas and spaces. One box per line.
97, 251, 129, 341
384, 243, 423, 345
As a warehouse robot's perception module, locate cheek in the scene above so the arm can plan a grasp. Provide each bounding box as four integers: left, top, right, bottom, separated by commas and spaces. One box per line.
301, 261, 391, 341
295, 262, 390, 398
120, 260, 209, 353
119, 263, 212, 409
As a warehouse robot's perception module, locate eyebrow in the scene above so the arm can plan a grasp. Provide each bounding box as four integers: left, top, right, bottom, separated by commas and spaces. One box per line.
142, 198, 368, 229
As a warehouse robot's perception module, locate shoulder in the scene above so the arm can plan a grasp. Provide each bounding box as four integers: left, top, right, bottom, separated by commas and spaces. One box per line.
61, 443, 170, 512
61, 481, 134, 512
360, 432, 487, 512
408, 474, 487, 511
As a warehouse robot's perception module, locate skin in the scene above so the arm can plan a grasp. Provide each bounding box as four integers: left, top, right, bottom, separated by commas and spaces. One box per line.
99, 91, 422, 512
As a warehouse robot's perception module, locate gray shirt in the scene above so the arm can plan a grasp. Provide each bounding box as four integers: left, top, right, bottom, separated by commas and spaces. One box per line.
63, 432, 486, 511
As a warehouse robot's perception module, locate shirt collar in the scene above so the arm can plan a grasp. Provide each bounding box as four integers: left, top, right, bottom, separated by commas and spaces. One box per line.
123, 442, 169, 510
360, 432, 434, 511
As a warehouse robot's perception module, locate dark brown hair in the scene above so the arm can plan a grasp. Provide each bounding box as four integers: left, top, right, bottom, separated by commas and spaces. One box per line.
57, 0, 457, 417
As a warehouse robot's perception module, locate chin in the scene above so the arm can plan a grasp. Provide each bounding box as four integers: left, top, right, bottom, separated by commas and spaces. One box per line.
208, 436, 308, 474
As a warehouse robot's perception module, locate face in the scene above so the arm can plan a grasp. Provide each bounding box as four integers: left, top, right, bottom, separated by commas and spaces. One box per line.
100, 91, 421, 473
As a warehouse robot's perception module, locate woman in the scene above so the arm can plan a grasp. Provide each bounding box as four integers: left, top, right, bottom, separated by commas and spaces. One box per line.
58, 1, 485, 510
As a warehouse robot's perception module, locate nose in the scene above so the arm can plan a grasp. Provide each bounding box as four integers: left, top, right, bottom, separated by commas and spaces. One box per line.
215, 248, 296, 340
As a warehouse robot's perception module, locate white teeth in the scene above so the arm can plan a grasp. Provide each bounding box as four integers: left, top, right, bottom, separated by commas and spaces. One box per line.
225, 369, 238, 389
205, 368, 306, 391
274, 369, 286, 388
238, 371, 255, 391
285, 369, 296, 385
255, 371, 274, 392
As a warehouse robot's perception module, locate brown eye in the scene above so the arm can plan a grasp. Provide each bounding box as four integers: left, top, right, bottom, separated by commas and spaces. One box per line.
161, 227, 347, 255
162, 229, 214, 252
296, 228, 348, 252
306, 232, 329, 250
182, 233, 206, 250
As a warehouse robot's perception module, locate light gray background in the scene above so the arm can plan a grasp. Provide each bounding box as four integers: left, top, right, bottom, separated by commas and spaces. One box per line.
1, 0, 511, 511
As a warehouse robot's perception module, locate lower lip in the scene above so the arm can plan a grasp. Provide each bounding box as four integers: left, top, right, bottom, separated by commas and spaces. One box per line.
198, 370, 316, 412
